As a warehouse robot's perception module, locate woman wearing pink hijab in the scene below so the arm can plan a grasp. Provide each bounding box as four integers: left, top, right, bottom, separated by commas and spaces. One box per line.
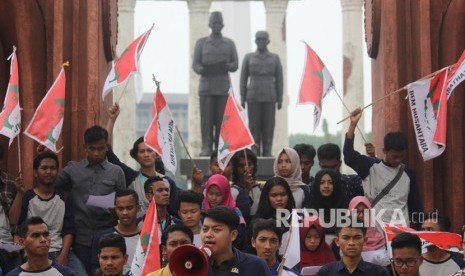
203, 174, 247, 249
348, 196, 390, 266
203, 174, 237, 210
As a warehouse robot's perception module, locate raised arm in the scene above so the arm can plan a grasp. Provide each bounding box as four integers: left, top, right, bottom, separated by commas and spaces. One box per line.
103, 103, 139, 185
105, 103, 120, 144
8, 175, 25, 224
343, 107, 377, 179
347, 107, 362, 140
191, 166, 204, 194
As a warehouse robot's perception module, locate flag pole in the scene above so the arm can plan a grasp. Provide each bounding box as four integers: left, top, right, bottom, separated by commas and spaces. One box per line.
334, 89, 367, 143
151, 75, 196, 169
175, 125, 196, 168
336, 65, 452, 125
116, 23, 155, 105
243, 149, 249, 168
278, 212, 294, 276
391, 263, 397, 276
136, 23, 154, 61
336, 86, 407, 124
116, 78, 131, 104
17, 134, 21, 175
11, 45, 21, 175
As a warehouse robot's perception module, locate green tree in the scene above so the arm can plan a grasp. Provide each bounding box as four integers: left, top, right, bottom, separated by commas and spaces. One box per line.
322, 119, 330, 142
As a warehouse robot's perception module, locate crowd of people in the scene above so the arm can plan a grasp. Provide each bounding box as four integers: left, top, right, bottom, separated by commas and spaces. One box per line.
0, 105, 464, 276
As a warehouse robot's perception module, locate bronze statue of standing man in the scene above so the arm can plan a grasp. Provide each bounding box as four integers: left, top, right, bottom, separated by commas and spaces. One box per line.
193, 11, 238, 156
240, 31, 283, 156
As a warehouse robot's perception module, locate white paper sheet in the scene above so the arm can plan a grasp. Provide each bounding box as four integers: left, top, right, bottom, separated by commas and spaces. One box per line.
86, 192, 115, 209
301, 266, 322, 276
0, 241, 23, 252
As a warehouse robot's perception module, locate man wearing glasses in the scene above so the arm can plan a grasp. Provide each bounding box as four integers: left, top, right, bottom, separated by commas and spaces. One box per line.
390, 232, 422, 276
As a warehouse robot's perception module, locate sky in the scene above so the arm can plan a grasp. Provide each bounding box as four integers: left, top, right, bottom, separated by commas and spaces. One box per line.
133, 0, 372, 136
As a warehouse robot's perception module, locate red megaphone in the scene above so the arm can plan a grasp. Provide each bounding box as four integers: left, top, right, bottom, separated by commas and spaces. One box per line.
169, 245, 212, 276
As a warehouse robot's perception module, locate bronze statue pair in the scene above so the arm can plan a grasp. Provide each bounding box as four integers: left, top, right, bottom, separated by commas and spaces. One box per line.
193, 12, 283, 157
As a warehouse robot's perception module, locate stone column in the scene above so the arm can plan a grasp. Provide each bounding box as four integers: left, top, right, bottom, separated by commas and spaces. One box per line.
340, 0, 365, 163
187, 0, 211, 156
264, 0, 289, 155
113, 0, 137, 168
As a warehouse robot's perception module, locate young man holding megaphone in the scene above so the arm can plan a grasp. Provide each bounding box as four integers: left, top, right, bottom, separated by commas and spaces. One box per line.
200, 206, 271, 275
162, 207, 270, 276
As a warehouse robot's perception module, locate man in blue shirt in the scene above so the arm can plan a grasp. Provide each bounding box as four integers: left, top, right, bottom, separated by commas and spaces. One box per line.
201, 206, 271, 275
251, 218, 301, 276
318, 226, 389, 276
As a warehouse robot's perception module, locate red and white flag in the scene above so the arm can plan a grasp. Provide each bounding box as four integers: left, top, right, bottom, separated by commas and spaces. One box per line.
0, 47, 21, 146
407, 68, 448, 160
24, 64, 67, 153
217, 91, 254, 171
102, 26, 153, 100
297, 42, 335, 131
144, 87, 177, 174
230, 86, 247, 122
385, 224, 462, 256
446, 49, 465, 99
131, 200, 161, 275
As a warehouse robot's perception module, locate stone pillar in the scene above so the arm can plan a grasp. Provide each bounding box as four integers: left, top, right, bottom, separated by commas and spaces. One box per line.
113, 0, 137, 168
340, 0, 365, 162
263, 0, 289, 155
187, 0, 211, 156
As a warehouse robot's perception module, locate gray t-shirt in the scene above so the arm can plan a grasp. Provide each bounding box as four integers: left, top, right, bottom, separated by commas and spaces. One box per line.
19, 189, 74, 252
0, 204, 12, 242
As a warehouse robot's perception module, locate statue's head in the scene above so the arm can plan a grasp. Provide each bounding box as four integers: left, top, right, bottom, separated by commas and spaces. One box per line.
255, 31, 270, 51
209, 11, 224, 35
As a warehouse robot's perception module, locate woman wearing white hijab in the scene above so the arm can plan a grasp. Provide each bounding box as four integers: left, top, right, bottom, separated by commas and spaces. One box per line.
273, 147, 310, 208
